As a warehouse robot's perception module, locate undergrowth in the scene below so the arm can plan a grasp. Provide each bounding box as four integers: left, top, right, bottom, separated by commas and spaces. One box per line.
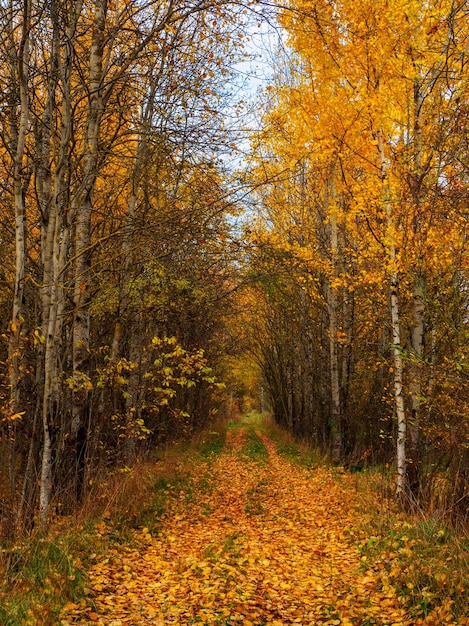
0, 421, 226, 625
349, 472, 469, 624
262, 414, 325, 468
197, 427, 227, 458
0, 535, 84, 626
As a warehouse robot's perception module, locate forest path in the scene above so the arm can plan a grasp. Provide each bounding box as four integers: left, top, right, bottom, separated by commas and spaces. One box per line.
61, 416, 411, 626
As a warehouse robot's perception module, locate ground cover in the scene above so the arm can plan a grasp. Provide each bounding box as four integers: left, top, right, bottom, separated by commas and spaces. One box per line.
2, 414, 468, 625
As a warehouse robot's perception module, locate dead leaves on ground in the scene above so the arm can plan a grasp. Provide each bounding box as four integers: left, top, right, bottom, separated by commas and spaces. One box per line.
61, 428, 468, 625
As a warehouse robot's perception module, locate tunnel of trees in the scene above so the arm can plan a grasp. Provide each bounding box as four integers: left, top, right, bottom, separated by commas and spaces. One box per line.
1, 0, 469, 538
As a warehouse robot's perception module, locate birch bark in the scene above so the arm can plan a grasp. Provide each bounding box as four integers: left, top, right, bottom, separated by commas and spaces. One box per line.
71, 0, 106, 443
377, 130, 407, 498
325, 167, 342, 464
7, 0, 30, 418
4, 0, 31, 534
38, 0, 80, 525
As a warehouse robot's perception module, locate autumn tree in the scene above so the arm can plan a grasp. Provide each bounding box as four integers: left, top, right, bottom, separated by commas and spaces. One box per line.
247, 0, 469, 510
0, 0, 250, 533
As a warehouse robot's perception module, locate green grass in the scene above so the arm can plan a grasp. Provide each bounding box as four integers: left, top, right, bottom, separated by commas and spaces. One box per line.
240, 426, 269, 463
257, 414, 324, 468
226, 418, 243, 431
132, 472, 193, 533
353, 502, 469, 621
0, 534, 86, 626
241, 410, 265, 426
275, 439, 300, 460
203, 531, 243, 562
197, 428, 227, 458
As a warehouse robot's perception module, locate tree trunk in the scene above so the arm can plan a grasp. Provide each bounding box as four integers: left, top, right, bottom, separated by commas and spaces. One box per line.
325, 168, 342, 464
38, 0, 79, 526
5, 0, 31, 536
377, 129, 407, 498
407, 80, 425, 496
7, 0, 30, 410
71, 0, 106, 500
408, 272, 425, 494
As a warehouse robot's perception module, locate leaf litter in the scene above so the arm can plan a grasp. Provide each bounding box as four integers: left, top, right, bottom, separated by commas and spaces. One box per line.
61, 426, 469, 625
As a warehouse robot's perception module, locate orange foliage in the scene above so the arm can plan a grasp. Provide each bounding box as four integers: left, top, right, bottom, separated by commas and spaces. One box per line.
60, 424, 468, 625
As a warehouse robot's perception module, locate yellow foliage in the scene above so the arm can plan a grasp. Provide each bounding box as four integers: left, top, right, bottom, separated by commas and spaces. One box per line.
60, 421, 469, 625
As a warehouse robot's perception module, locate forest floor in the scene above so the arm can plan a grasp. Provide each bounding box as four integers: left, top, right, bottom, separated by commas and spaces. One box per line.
58, 414, 468, 626
2, 414, 469, 625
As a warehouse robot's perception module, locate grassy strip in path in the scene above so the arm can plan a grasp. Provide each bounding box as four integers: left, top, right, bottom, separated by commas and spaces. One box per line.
260, 413, 326, 468
240, 425, 269, 463
275, 439, 325, 469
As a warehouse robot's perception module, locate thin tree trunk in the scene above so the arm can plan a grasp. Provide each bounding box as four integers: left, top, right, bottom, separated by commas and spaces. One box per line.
5, 0, 31, 536
408, 272, 425, 494
39, 0, 81, 525
16, 410, 40, 533
377, 129, 407, 498
37, 0, 60, 528
7, 0, 30, 410
407, 80, 425, 496
286, 364, 294, 431
325, 167, 342, 464
71, 0, 106, 501
339, 211, 354, 453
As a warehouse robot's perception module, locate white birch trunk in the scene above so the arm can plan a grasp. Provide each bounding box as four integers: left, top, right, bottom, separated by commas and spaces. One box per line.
71, 0, 106, 439
325, 168, 342, 464
39, 1, 80, 524
407, 81, 425, 494
377, 130, 407, 498
7, 0, 30, 414
4, 0, 31, 534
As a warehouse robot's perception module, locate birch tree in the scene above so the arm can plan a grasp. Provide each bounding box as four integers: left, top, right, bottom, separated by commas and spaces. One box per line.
0, 0, 250, 530
250, 0, 469, 501
0, 0, 33, 535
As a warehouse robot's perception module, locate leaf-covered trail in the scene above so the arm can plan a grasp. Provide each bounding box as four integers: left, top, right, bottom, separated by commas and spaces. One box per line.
61, 423, 420, 625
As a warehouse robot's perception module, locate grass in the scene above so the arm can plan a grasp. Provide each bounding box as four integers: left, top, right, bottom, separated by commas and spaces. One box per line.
0, 532, 86, 626
240, 426, 269, 463
0, 421, 225, 625
350, 474, 469, 623
262, 414, 325, 468
275, 439, 324, 468
197, 428, 227, 459
203, 531, 243, 562
132, 471, 194, 533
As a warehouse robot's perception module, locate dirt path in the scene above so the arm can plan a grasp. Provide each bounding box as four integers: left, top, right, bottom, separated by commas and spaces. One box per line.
60, 422, 412, 625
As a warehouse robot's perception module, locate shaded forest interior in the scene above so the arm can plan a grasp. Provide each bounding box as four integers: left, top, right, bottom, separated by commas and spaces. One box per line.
1, 0, 469, 543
